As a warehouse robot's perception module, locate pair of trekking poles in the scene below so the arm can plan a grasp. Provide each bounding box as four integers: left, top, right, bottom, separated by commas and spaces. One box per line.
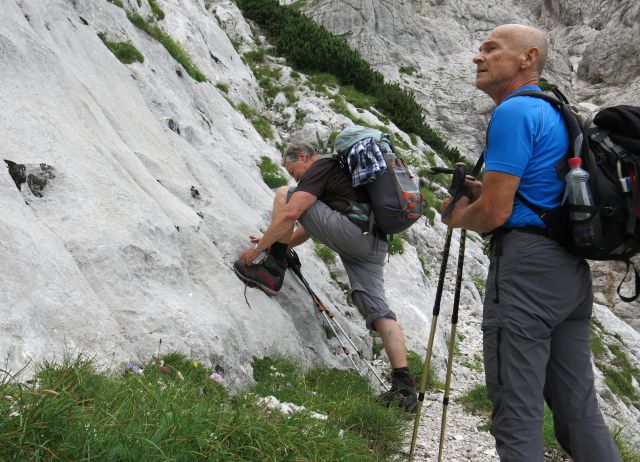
285, 249, 390, 391
408, 162, 472, 461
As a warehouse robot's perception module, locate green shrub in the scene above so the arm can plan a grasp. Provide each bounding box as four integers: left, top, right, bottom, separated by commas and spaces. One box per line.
148, 0, 165, 20
235, 0, 465, 164
127, 12, 207, 82
387, 234, 404, 255
98, 33, 144, 64
420, 187, 442, 216
238, 102, 274, 139
257, 156, 288, 188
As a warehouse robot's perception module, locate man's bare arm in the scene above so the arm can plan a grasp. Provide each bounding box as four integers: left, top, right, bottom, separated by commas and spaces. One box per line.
441, 171, 520, 233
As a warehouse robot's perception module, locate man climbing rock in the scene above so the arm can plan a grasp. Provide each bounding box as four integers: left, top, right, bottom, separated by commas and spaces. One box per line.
233, 141, 417, 412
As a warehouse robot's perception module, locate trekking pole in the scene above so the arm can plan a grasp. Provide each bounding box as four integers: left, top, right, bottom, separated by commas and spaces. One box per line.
408, 227, 452, 461
408, 162, 468, 462
437, 227, 466, 462
286, 249, 389, 391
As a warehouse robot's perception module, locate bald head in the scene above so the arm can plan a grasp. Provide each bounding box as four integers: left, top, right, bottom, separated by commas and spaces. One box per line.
473, 24, 549, 103
492, 24, 548, 74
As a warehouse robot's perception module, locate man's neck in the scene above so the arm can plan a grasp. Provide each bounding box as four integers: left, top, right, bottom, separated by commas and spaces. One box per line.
492, 77, 539, 105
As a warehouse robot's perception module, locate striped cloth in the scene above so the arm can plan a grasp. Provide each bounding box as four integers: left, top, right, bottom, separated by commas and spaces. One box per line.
346, 138, 387, 187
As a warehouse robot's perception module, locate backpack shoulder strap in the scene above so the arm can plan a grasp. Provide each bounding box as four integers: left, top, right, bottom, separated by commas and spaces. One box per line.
506, 90, 589, 161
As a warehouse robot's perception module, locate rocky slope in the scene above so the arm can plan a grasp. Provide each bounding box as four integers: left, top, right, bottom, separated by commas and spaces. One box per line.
1, 0, 639, 459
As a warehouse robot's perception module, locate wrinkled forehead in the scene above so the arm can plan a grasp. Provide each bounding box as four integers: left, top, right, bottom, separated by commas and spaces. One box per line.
479, 28, 511, 50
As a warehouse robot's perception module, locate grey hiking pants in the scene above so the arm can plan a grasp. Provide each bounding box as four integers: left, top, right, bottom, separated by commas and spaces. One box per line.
292, 192, 395, 330
483, 229, 621, 462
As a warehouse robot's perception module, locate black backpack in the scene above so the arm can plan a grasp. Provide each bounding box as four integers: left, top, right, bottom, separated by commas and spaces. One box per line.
478, 89, 640, 301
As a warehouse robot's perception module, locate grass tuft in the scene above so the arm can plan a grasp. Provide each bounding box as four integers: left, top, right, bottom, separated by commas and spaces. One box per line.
238, 102, 274, 139
148, 0, 165, 20
127, 12, 207, 82
313, 240, 336, 265
98, 33, 144, 64
257, 156, 288, 188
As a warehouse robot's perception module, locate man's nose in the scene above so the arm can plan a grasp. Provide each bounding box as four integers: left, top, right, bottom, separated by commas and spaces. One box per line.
472, 52, 483, 64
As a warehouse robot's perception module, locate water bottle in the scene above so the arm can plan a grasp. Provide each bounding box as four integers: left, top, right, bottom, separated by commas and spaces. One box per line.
564, 157, 599, 247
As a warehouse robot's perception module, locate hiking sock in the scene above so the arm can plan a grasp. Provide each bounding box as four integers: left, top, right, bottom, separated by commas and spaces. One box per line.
269, 242, 288, 263
391, 367, 416, 393
392, 367, 412, 380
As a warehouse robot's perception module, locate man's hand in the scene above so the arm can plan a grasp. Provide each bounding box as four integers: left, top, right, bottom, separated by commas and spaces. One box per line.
239, 235, 263, 265
238, 246, 261, 265
464, 177, 482, 202
440, 195, 471, 227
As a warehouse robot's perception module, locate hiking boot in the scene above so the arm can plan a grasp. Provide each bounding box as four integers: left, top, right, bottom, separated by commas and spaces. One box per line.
379, 376, 418, 413
233, 254, 287, 296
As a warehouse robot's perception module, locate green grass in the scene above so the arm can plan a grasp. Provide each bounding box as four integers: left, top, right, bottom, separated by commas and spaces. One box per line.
237, 102, 274, 139
148, 0, 165, 20
420, 187, 442, 217
98, 33, 144, 64
127, 12, 207, 82
340, 85, 378, 109
313, 240, 337, 265
107, 0, 124, 7
590, 321, 640, 408
399, 66, 417, 76
613, 428, 640, 462
458, 383, 493, 416
419, 255, 431, 277
590, 320, 607, 359
257, 156, 288, 188
0, 354, 407, 461
215, 82, 229, 94
243, 48, 268, 65
406, 351, 443, 390
472, 275, 486, 299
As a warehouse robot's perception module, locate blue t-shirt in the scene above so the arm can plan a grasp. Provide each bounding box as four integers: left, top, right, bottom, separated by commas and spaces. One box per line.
484, 85, 569, 228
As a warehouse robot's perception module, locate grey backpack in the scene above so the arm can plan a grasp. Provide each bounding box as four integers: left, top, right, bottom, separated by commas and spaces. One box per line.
330, 125, 425, 235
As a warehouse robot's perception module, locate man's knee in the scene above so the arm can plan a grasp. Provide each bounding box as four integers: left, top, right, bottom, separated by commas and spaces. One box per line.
352, 291, 396, 331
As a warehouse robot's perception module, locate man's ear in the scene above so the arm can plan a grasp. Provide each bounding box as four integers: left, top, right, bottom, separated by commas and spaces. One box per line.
521, 47, 539, 70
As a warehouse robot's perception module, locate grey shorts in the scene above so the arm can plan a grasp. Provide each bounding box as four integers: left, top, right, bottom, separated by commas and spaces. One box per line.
289, 189, 396, 330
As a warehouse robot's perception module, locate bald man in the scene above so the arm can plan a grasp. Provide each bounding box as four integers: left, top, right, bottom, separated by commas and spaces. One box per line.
442, 25, 622, 461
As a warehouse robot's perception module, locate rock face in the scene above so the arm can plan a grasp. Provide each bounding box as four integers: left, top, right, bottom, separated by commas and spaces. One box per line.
0, 0, 352, 384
